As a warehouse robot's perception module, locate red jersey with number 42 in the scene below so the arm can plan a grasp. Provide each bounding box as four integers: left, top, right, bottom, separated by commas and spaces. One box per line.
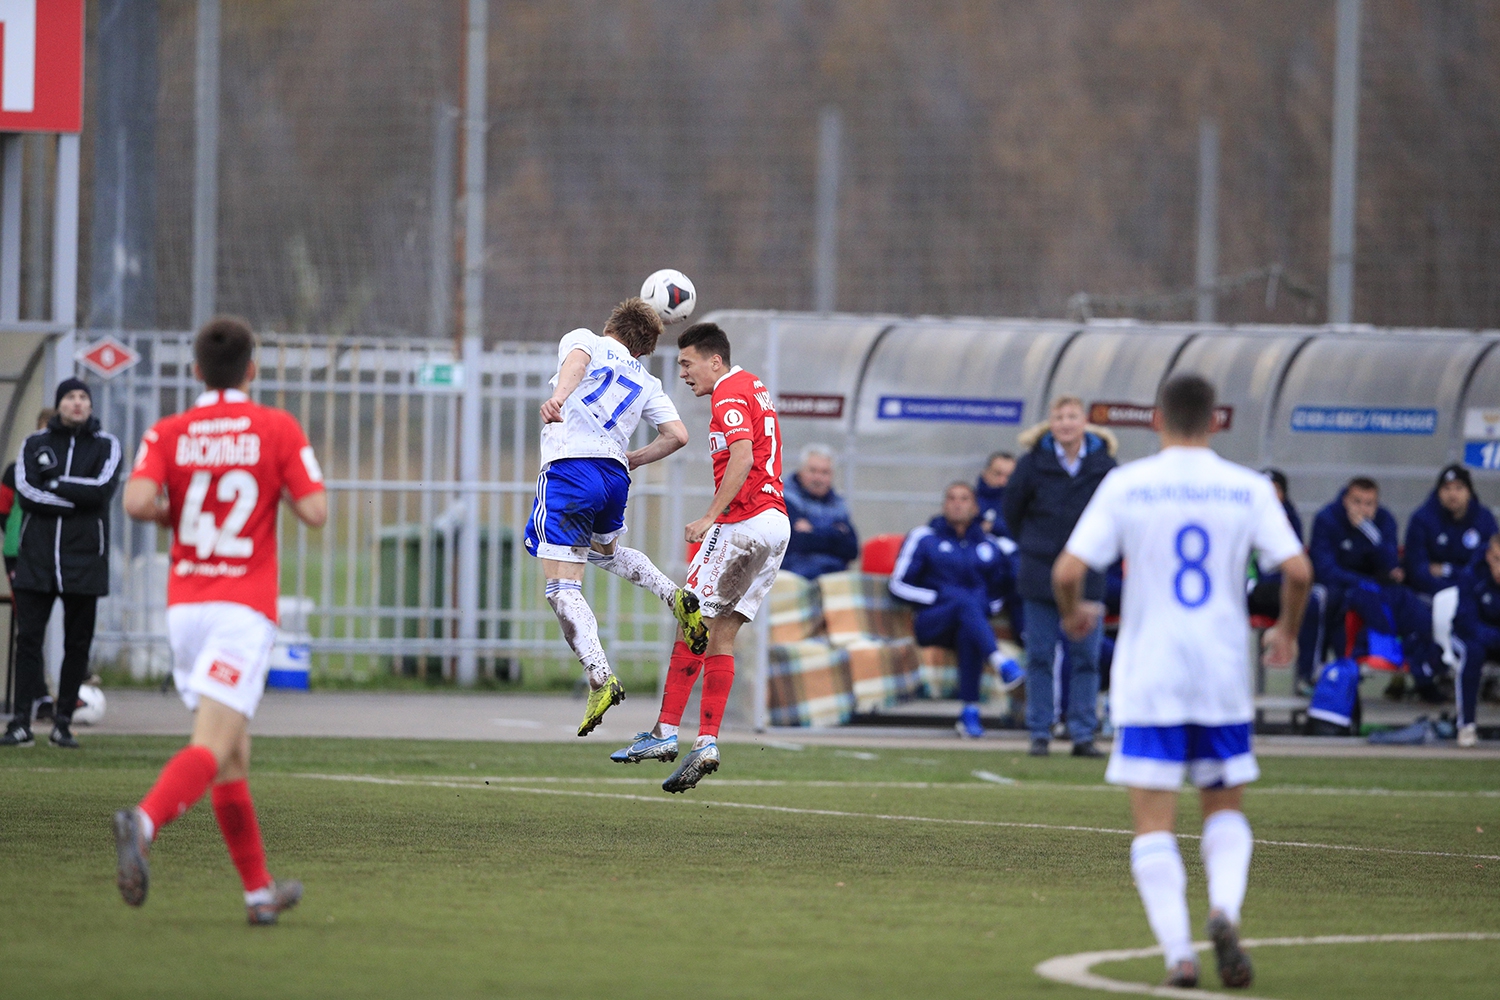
708, 367, 785, 523
130, 389, 325, 622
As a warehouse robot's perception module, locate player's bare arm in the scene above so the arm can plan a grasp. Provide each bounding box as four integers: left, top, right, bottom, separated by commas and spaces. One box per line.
122, 476, 172, 528
540, 347, 592, 423
1262, 551, 1312, 669
1053, 551, 1103, 640
626, 418, 689, 470
686, 438, 753, 544
290, 489, 328, 528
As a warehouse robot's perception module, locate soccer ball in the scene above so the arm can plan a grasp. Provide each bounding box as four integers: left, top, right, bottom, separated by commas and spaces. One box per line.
640, 269, 697, 325
73, 684, 106, 726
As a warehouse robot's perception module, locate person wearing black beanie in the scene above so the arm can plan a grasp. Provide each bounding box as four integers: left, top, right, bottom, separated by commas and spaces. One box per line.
0, 379, 121, 749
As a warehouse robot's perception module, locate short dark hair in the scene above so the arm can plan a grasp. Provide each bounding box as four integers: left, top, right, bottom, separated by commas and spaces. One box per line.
987, 451, 1014, 465
194, 316, 255, 390
1157, 373, 1216, 436
945, 481, 976, 499
603, 297, 665, 357
1347, 476, 1379, 494
678, 322, 731, 367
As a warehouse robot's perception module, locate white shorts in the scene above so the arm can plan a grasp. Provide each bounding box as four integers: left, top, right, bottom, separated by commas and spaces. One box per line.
685, 509, 790, 621
167, 602, 278, 719
1105, 722, 1259, 791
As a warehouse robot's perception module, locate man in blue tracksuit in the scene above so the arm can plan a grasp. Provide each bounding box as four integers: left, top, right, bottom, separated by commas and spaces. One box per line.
1404, 464, 1497, 596
1304, 477, 1403, 687
891, 482, 1022, 738
782, 444, 859, 580
1452, 540, 1500, 747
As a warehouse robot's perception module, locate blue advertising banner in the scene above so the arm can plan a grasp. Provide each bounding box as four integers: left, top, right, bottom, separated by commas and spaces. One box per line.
1290, 406, 1437, 435
1464, 441, 1500, 470
877, 396, 1024, 424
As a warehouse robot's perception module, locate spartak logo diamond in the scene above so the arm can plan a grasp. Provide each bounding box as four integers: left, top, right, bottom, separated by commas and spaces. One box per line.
76, 336, 141, 379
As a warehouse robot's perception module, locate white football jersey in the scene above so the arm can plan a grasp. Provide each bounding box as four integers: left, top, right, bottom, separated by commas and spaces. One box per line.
540, 329, 680, 470
1065, 447, 1303, 727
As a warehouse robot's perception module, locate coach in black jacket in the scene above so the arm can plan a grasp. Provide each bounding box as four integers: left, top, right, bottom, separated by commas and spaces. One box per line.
1, 378, 122, 748
1003, 396, 1117, 756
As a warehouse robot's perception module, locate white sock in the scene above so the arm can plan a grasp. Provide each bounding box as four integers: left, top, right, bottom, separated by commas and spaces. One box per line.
653, 723, 679, 739
588, 546, 678, 605
245, 886, 275, 906
1201, 810, 1253, 925
135, 807, 156, 842
545, 580, 611, 689
1130, 832, 1196, 969
692, 734, 716, 750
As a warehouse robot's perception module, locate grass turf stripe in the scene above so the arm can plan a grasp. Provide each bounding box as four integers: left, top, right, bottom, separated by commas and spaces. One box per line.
286, 772, 1500, 861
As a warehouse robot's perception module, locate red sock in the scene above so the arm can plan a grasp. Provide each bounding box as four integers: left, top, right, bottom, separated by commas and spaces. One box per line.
211, 779, 273, 893
697, 654, 736, 738
138, 745, 219, 835
658, 640, 704, 727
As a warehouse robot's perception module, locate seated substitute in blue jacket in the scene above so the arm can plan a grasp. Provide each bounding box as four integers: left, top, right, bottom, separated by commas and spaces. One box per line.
1404, 464, 1497, 596
974, 451, 1015, 538
781, 444, 859, 580
890, 482, 1023, 739
1302, 476, 1402, 685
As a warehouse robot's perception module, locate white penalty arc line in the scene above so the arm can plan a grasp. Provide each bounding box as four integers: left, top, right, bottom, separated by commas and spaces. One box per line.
287, 773, 1500, 862
1034, 932, 1500, 999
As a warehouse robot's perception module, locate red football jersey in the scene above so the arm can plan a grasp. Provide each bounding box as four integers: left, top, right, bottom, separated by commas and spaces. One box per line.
130, 390, 325, 622
707, 367, 785, 523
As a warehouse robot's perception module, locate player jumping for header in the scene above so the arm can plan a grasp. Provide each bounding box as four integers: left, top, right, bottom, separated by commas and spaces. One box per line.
525, 298, 707, 738
611, 322, 790, 793
1053, 374, 1311, 989
116, 317, 328, 924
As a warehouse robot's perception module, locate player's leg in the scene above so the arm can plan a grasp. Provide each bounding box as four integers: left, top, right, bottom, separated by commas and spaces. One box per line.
1062, 615, 1104, 755
615, 525, 723, 762
1456, 637, 1482, 747
951, 599, 998, 737
524, 461, 625, 733
49, 593, 98, 748
1126, 787, 1198, 986
1199, 785, 1255, 987
663, 511, 789, 793
1108, 725, 1198, 984
2, 588, 55, 744
1021, 599, 1060, 754
588, 540, 708, 655
1189, 723, 1259, 987
1294, 584, 1327, 692
210, 725, 303, 924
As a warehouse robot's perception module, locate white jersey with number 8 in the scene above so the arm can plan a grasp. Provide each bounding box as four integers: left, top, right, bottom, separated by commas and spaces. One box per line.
1064, 447, 1303, 727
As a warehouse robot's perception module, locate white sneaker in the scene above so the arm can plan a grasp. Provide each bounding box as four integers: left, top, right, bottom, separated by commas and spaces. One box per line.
1458, 723, 1478, 748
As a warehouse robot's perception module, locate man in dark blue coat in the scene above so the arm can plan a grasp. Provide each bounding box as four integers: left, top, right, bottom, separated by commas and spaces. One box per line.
781, 444, 859, 580
1002, 396, 1116, 757
1404, 464, 1497, 596
891, 481, 1022, 738
1302, 477, 1403, 688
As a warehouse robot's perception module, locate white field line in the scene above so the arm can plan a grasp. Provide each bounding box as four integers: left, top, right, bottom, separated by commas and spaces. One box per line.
286, 772, 1500, 862
12, 766, 1497, 799
1034, 932, 1500, 999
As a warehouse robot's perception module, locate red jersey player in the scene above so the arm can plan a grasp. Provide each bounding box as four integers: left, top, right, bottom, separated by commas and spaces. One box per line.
117, 317, 327, 925
610, 322, 790, 792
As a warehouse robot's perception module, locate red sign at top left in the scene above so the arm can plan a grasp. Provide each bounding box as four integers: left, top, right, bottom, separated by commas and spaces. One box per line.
0, 1, 84, 134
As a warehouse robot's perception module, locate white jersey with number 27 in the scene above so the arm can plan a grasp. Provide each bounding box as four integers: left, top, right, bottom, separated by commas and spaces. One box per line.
1064, 447, 1303, 728
540, 329, 680, 471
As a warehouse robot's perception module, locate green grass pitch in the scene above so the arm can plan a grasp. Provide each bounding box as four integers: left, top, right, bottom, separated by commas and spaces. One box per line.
1, 737, 1496, 999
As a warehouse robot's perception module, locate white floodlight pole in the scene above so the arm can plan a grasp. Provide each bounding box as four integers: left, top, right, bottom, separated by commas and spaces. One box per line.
1328, 0, 1362, 325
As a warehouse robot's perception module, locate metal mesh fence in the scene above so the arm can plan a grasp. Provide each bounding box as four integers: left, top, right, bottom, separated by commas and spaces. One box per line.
50, 1, 1500, 340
